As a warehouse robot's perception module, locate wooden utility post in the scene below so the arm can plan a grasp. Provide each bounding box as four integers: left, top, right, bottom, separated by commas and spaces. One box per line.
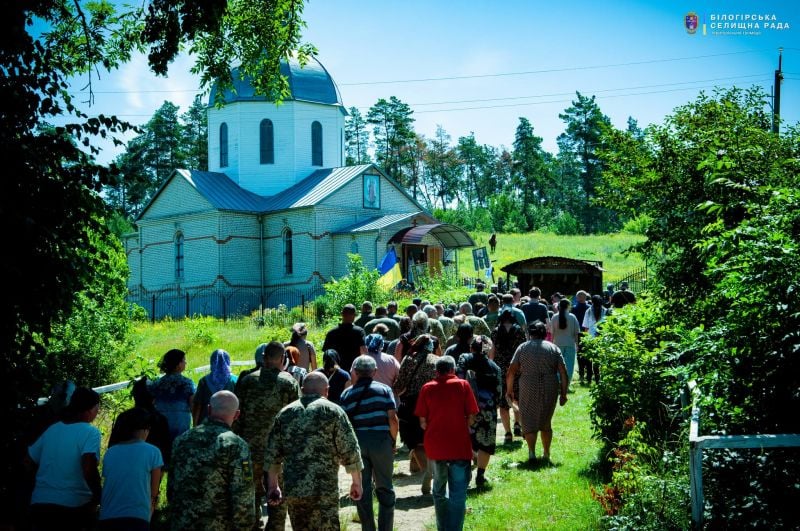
773, 47, 783, 134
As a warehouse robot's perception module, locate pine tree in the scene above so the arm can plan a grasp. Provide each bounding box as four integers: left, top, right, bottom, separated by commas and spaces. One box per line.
344, 106, 370, 165
182, 95, 208, 170
557, 92, 612, 233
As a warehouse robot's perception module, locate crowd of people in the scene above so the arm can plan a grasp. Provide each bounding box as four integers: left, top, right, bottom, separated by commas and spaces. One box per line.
24, 280, 634, 531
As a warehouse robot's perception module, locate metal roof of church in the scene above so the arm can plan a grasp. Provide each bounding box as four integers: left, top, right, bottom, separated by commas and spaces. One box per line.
208, 55, 344, 107
140, 164, 425, 220
263, 165, 372, 210
334, 212, 421, 233
178, 169, 271, 212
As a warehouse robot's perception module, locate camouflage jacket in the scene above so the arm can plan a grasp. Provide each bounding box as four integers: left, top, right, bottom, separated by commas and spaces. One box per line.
263, 394, 363, 497
234, 367, 300, 459
169, 419, 255, 531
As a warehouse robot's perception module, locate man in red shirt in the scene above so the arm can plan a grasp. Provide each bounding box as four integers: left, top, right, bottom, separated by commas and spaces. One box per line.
415, 356, 479, 531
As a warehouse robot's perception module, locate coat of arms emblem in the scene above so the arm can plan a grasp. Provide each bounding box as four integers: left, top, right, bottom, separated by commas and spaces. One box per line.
685, 12, 699, 34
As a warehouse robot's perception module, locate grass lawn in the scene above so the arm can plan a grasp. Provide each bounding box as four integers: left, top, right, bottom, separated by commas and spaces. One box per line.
461, 231, 644, 283
465, 383, 604, 530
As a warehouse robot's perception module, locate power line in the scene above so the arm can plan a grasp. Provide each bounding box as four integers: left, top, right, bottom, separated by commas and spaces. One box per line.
403, 73, 769, 107
409, 80, 771, 114
79, 50, 772, 95
337, 50, 766, 86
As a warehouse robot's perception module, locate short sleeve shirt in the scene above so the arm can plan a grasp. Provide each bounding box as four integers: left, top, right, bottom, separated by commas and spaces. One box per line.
414, 374, 479, 461
100, 440, 163, 521
29, 421, 101, 507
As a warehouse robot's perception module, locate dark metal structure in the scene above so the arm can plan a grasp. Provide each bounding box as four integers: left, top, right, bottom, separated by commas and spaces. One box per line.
500, 256, 604, 297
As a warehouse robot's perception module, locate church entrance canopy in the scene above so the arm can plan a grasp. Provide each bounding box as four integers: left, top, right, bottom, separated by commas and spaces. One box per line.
388, 223, 475, 249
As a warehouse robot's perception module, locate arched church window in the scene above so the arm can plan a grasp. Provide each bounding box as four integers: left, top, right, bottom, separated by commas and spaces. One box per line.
175, 232, 185, 280
350, 241, 359, 254
311, 121, 323, 166
283, 228, 293, 275
260, 119, 274, 164
219, 122, 229, 167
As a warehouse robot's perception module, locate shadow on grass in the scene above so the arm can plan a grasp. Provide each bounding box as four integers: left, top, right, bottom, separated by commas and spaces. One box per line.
576, 446, 611, 483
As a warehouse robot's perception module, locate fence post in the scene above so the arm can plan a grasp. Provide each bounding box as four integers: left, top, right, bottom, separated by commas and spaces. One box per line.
185, 293, 190, 318
222, 294, 227, 322
690, 442, 704, 528
151, 294, 156, 324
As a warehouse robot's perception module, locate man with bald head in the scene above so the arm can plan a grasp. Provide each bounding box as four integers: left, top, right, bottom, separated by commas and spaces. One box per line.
264, 372, 363, 530
170, 390, 255, 530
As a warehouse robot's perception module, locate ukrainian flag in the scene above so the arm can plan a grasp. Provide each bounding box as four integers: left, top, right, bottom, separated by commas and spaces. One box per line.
377, 247, 402, 290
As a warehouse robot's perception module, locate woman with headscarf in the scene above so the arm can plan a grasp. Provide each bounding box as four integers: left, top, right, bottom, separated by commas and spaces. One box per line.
491, 309, 528, 441
394, 334, 438, 494
506, 321, 568, 463
149, 349, 195, 443
314, 349, 352, 404
285, 322, 317, 371
364, 332, 400, 387
549, 298, 581, 385
192, 349, 237, 426
456, 336, 502, 488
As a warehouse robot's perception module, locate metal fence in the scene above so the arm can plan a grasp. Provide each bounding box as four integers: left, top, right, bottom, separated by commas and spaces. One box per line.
683, 380, 800, 527
127, 284, 326, 324
614, 265, 649, 294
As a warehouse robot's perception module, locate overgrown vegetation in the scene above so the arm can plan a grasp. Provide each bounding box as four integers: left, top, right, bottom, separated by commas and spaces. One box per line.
585, 88, 800, 527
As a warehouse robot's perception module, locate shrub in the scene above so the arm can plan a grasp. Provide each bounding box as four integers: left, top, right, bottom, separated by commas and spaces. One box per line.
320, 254, 388, 317
621, 214, 651, 235
594, 419, 690, 530
185, 315, 217, 346
584, 301, 683, 449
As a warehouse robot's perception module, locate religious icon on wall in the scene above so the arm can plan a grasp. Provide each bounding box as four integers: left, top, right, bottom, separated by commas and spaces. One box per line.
363, 174, 380, 209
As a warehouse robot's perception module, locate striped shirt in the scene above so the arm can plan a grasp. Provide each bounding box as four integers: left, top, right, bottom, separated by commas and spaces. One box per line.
339, 379, 396, 432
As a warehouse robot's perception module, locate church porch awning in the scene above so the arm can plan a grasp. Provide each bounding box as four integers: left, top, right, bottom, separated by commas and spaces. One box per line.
389, 223, 475, 249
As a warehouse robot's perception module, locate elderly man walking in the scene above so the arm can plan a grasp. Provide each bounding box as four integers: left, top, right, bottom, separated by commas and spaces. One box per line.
169, 390, 255, 531
415, 356, 479, 531
234, 341, 300, 530
340, 355, 399, 531
264, 372, 363, 531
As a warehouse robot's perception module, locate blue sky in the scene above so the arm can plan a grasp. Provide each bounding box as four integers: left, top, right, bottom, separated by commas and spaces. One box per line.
72, 1, 799, 162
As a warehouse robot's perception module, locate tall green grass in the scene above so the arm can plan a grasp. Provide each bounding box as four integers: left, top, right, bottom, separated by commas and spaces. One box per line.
461, 231, 644, 283
464, 383, 604, 530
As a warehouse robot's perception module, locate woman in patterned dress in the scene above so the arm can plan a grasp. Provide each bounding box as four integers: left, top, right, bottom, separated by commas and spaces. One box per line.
506, 321, 568, 463
491, 309, 527, 441
149, 349, 195, 445
394, 334, 438, 493
456, 336, 502, 488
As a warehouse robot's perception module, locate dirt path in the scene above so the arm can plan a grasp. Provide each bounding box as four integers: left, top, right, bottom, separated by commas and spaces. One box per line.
276, 446, 435, 530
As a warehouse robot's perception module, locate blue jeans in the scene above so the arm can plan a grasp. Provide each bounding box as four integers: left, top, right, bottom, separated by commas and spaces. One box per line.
356, 431, 395, 531
430, 459, 471, 531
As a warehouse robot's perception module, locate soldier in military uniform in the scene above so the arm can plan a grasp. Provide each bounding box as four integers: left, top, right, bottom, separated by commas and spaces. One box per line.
169, 390, 255, 531
234, 341, 300, 531
264, 372, 363, 531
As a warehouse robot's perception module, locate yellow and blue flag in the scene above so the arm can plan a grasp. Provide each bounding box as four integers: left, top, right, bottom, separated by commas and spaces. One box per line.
377, 247, 402, 290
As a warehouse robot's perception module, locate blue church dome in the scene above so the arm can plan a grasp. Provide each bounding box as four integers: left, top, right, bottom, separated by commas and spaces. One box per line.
208, 55, 343, 107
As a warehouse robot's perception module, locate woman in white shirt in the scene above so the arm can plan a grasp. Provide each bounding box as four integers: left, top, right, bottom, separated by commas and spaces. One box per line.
581, 294, 607, 384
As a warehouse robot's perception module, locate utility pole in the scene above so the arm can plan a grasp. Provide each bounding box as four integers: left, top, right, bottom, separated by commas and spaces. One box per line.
773, 47, 783, 134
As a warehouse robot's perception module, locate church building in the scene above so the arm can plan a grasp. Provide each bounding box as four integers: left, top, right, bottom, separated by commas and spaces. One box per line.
124, 56, 474, 318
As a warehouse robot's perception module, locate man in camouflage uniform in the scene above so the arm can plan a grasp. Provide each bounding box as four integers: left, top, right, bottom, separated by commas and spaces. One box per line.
264, 372, 363, 531
169, 390, 255, 531
234, 341, 300, 530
